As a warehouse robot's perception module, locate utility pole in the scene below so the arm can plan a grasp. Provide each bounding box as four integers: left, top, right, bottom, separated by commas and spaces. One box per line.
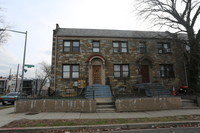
15, 64, 19, 92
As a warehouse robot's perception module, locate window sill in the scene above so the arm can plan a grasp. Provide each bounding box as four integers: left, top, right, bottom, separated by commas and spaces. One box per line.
62, 52, 80, 54
114, 77, 130, 79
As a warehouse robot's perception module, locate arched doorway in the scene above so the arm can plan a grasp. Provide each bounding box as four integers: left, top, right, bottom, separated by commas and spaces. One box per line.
88, 55, 106, 86
137, 56, 153, 83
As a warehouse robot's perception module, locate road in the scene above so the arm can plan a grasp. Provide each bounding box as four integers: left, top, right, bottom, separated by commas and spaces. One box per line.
0, 103, 13, 108
109, 127, 200, 133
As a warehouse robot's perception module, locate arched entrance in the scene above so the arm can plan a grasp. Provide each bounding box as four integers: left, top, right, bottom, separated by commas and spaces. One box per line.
137, 56, 153, 83
88, 55, 106, 86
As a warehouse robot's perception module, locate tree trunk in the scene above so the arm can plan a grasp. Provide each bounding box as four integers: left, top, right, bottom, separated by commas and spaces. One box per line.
187, 38, 200, 91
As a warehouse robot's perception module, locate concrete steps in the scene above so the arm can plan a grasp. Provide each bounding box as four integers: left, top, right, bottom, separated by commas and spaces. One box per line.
181, 99, 199, 109
85, 84, 112, 99
134, 83, 172, 97
96, 102, 115, 113
96, 98, 115, 113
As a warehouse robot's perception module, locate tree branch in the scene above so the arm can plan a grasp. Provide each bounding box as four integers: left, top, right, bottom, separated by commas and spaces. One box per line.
191, 6, 200, 27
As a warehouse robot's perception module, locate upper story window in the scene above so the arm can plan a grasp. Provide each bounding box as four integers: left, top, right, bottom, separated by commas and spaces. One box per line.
113, 41, 128, 53
62, 64, 79, 79
92, 41, 100, 52
114, 64, 129, 78
63, 40, 80, 52
157, 42, 171, 54
160, 64, 175, 78
139, 42, 147, 53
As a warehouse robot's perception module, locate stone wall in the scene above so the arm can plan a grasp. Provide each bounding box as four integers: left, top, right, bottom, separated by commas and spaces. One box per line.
115, 97, 182, 112
15, 99, 96, 113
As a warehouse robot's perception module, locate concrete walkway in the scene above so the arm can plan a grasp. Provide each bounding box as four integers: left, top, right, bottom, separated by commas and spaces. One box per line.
0, 107, 200, 128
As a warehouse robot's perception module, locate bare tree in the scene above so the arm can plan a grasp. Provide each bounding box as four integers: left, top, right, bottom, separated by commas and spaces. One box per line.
135, 0, 200, 90
36, 62, 51, 96
0, 7, 10, 45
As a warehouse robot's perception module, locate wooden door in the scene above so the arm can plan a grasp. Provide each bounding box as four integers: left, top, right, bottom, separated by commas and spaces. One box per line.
93, 65, 101, 84
141, 65, 150, 83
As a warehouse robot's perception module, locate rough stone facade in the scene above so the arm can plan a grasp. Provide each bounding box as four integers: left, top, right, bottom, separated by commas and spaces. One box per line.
51, 24, 187, 93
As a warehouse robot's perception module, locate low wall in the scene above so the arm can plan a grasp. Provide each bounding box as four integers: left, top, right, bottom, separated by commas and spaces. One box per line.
116, 97, 182, 112
197, 97, 200, 107
15, 99, 96, 113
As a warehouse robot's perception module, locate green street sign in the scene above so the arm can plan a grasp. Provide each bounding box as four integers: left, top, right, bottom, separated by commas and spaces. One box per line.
25, 64, 35, 68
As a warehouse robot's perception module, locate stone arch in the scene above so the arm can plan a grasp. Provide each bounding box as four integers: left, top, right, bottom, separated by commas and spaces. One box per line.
87, 55, 106, 85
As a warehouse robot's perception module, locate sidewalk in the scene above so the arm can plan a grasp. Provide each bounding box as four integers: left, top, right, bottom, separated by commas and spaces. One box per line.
0, 107, 200, 127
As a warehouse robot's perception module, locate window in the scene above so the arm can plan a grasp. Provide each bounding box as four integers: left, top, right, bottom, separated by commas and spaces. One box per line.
113, 41, 128, 53
92, 41, 100, 52
160, 64, 175, 78
63, 64, 79, 78
114, 64, 129, 78
139, 42, 147, 53
157, 42, 171, 54
63, 40, 80, 52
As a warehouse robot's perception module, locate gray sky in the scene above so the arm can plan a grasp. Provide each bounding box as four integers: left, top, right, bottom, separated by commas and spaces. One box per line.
0, 0, 169, 78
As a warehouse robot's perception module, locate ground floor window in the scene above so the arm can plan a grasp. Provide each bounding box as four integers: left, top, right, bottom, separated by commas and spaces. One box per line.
62, 64, 79, 79
160, 64, 174, 78
114, 64, 129, 78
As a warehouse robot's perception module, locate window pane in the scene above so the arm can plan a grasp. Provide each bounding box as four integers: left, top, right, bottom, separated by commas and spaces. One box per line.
160, 71, 165, 77
114, 65, 120, 71
72, 72, 79, 78
93, 48, 99, 52
160, 65, 164, 70
122, 65, 128, 71
73, 41, 79, 46
63, 65, 70, 71
113, 42, 119, 47
164, 44, 169, 49
139, 42, 146, 53
121, 42, 127, 47
123, 72, 129, 77
64, 41, 70, 46
121, 48, 127, 53
63, 72, 70, 78
93, 41, 99, 47
157, 43, 162, 49
114, 72, 120, 77
73, 47, 80, 52
64, 47, 70, 52
139, 42, 145, 47
114, 48, 119, 53
72, 65, 79, 71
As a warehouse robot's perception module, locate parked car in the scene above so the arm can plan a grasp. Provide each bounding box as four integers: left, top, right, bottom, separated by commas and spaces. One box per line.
0, 92, 21, 105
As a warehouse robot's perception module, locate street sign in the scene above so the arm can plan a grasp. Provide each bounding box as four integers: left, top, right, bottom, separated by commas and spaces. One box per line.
25, 64, 35, 68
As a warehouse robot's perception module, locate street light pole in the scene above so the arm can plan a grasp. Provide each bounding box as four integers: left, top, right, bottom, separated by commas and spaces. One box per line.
21, 31, 28, 95
0, 29, 27, 95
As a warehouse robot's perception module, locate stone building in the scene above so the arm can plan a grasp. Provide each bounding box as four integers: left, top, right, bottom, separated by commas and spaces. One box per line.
51, 24, 187, 94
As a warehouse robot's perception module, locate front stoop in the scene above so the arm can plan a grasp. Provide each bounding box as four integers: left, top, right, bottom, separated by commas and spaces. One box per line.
96, 98, 115, 113
181, 99, 199, 109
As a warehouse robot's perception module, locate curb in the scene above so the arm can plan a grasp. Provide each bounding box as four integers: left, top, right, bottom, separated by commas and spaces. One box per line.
0, 121, 200, 132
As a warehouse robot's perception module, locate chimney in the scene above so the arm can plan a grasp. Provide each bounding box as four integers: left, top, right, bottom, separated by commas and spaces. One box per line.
56, 24, 60, 29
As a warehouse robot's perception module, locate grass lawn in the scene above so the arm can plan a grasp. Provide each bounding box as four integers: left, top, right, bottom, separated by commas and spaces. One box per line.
2, 115, 200, 128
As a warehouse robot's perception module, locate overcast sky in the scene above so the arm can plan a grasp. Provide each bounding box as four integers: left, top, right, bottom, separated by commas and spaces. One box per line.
0, 0, 170, 78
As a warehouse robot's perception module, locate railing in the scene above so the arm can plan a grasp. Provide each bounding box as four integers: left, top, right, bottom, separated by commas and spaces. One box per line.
113, 86, 147, 99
